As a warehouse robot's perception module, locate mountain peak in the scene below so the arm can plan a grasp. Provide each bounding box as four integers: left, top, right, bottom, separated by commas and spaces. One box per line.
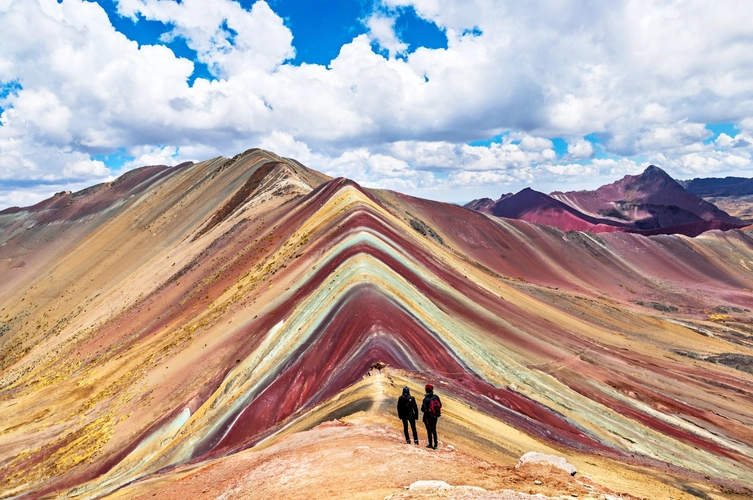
643, 164, 668, 176
638, 164, 678, 187
595, 164, 683, 202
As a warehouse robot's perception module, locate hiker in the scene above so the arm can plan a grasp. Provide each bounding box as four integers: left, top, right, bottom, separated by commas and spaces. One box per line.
421, 384, 442, 449
397, 386, 419, 444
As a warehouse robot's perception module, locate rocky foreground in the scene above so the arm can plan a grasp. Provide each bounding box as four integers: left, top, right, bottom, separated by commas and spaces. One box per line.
104, 371, 717, 500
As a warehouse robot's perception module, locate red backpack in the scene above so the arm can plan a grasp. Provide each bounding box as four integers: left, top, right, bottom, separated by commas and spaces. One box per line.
427, 396, 441, 418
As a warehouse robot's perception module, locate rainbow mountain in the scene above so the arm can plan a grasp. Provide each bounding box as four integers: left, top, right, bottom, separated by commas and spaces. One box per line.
1, 149, 753, 499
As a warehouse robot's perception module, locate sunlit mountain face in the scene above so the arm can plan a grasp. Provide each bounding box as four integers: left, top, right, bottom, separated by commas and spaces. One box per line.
1, 150, 753, 499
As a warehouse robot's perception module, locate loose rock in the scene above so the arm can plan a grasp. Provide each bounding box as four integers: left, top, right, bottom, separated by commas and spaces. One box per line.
409, 480, 452, 491
516, 452, 577, 476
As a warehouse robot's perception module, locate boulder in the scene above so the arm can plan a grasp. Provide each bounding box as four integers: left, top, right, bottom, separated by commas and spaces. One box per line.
516, 451, 577, 476
408, 480, 452, 491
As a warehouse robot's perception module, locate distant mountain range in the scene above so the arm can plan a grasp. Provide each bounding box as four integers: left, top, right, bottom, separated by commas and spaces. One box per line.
679, 175, 753, 222
679, 176, 753, 197
466, 165, 749, 236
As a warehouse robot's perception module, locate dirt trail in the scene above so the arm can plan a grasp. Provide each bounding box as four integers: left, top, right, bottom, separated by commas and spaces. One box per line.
370, 371, 389, 412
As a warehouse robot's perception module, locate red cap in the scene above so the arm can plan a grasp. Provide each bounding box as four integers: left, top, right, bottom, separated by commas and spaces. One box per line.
425, 384, 434, 392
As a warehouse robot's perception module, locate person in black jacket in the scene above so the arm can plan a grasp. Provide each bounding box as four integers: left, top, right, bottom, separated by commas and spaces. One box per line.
421, 384, 442, 449
396, 386, 419, 444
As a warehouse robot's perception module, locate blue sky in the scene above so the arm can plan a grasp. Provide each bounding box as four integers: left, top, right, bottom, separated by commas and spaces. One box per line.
93, 1, 449, 84
1, 0, 753, 208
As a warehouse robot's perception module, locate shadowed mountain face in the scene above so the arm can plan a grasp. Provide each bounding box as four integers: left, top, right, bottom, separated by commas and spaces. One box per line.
681, 176, 753, 197
469, 166, 746, 236
680, 176, 753, 223
2, 150, 753, 499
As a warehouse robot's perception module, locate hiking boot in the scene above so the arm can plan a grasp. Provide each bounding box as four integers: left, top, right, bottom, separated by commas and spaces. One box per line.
432, 445, 438, 450
414, 440, 419, 445
406, 439, 411, 444
426, 444, 434, 449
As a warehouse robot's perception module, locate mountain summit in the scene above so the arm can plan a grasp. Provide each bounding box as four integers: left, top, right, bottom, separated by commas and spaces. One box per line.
587, 165, 741, 224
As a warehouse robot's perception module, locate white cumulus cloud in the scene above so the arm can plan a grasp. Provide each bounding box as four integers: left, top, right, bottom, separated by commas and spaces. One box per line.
2, 0, 753, 208
365, 11, 409, 58
567, 139, 594, 160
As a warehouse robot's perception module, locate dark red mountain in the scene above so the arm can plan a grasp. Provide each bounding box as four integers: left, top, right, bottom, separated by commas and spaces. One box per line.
467, 166, 746, 236
554, 165, 741, 225
485, 187, 625, 232
464, 197, 498, 212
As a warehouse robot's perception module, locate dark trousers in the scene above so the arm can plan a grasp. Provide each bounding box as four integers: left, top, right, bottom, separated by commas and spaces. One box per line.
424, 418, 438, 447
402, 418, 418, 442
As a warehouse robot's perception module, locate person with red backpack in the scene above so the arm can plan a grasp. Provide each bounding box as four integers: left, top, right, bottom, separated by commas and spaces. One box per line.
396, 386, 419, 444
421, 384, 442, 449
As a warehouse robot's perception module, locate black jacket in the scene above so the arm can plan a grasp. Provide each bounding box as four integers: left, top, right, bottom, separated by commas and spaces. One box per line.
397, 394, 418, 420
421, 393, 442, 422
